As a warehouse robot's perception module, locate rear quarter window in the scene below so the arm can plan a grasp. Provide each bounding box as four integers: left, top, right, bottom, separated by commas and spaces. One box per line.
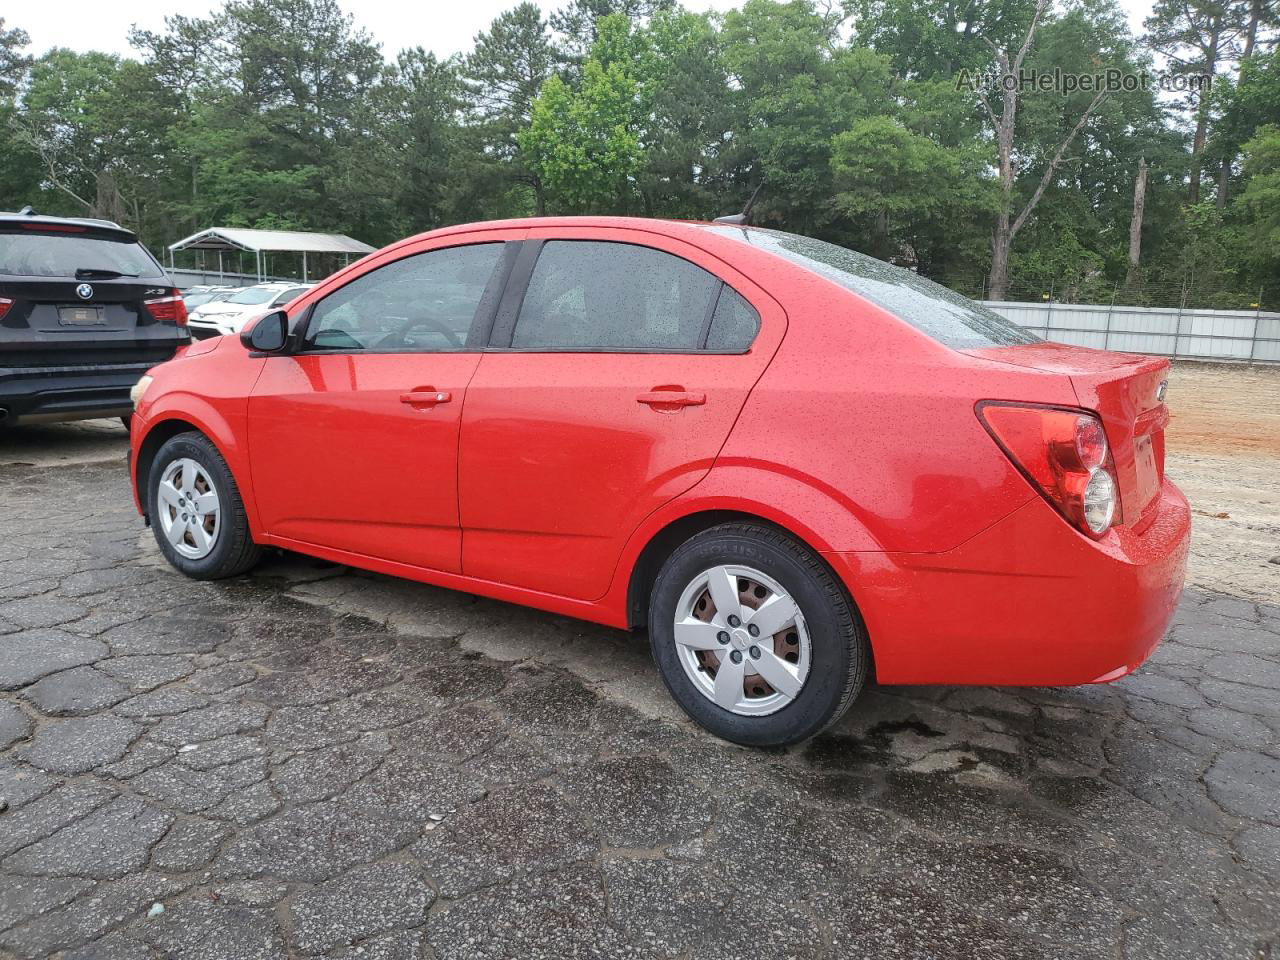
0, 228, 167, 280
702, 226, 1038, 349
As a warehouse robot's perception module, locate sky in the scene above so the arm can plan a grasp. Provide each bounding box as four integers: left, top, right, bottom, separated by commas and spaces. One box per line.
15, 0, 1157, 62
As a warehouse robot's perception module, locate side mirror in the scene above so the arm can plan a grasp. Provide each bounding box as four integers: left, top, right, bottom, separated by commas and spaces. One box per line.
241, 310, 290, 353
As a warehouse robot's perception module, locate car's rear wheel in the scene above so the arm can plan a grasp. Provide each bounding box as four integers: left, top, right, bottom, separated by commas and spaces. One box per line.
147, 431, 260, 579
648, 523, 869, 747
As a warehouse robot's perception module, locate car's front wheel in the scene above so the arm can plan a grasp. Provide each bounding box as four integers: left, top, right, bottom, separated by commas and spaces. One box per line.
648, 523, 869, 747
147, 431, 260, 579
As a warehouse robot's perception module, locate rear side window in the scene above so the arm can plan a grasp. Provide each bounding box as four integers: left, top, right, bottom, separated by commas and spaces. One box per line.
702, 226, 1038, 349
0, 229, 166, 280
512, 241, 720, 351
706, 288, 760, 352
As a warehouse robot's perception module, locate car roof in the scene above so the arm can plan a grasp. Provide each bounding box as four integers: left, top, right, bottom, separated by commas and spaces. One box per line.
386, 215, 784, 265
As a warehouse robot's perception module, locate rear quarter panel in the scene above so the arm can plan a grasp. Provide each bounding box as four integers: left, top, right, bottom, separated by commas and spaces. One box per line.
710, 277, 1075, 554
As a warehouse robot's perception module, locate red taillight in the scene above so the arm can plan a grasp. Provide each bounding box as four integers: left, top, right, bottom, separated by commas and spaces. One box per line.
0, 297, 12, 320
145, 291, 187, 326
977, 402, 1120, 539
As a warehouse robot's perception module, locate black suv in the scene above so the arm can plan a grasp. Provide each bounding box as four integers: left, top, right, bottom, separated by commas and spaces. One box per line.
0, 208, 189, 426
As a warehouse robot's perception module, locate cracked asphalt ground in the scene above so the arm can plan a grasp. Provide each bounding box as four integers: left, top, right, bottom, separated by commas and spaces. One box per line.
1, 422, 1278, 960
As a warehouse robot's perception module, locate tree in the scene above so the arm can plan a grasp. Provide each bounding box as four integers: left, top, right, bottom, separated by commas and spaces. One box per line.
830, 116, 995, 262
720, 0, 893, 236
1145, 0, 1251, 204
973, 0, 1110, 300
550, 0, 674, 62
519, 16, 644, 213
463, 3, 556, 213
1232, 125, 1280, 282
0, 19, 39, 206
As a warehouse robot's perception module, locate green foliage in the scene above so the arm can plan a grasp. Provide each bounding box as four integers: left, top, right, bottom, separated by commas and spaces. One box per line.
1233, 125, 1280, 274
519, 27, 644, 213
1, 0, 1277, 308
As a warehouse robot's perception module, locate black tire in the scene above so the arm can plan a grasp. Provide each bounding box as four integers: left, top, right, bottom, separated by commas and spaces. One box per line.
147, 431, 260, 579
120, 415, 132, 433
648, 522, 869, 747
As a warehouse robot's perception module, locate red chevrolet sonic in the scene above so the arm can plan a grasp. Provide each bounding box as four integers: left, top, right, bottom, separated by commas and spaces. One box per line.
128, 217, 1190, 746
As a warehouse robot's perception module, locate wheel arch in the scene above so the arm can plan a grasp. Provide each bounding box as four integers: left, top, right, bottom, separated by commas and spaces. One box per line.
624, 509, 872, 670
134, 413, 257, 536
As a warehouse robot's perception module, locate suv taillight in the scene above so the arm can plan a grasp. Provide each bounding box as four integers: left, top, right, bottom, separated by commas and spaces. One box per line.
145, 291, 188, 326
977, 402, 1120, 539
0, 297, 12, 321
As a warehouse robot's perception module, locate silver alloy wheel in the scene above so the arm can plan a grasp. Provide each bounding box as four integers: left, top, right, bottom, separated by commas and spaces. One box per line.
156, 457, 221, 560
673, 564, 812, 717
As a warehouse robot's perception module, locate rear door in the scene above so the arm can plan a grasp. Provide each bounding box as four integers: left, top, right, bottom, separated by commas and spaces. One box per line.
248, 233, 520, 573
458, 227, 785, 601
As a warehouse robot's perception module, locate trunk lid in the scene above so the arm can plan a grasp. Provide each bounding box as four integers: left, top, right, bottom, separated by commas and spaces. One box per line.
964, 342, 1170, 530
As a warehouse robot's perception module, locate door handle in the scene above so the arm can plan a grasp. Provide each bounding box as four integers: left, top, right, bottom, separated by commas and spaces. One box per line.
636, 390, 706, 409
400, 389, 452, 406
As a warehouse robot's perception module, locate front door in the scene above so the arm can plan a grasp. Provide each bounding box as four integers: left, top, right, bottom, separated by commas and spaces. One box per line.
248, 238, 515, 572
459, 230, 784, 600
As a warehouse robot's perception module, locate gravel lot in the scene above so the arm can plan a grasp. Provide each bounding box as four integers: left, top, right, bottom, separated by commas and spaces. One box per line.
1164, 361, 1280, 602
1, 364, 1278, 959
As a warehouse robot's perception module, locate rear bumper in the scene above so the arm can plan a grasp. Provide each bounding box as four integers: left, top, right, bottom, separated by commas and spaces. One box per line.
828, 478, 1191, 686
0, 361, 159, 425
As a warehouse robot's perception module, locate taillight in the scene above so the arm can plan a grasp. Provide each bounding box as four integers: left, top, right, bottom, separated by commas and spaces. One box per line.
145, 291, 187, 326
0, 297, 12, 321
977, 402, 1120, 539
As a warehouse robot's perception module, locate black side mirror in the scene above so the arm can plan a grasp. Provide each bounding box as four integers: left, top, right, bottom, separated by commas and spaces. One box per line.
241, 310, 290, 353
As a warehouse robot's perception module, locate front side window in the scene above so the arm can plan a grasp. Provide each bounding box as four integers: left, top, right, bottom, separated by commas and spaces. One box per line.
304, 244, 503, 352
512, 241, 722, 351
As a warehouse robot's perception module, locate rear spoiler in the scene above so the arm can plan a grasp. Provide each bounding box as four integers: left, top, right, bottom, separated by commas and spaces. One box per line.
0, 218, 139, 243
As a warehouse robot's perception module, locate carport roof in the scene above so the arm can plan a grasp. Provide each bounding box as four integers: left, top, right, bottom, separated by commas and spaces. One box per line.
168, 227, 376, 256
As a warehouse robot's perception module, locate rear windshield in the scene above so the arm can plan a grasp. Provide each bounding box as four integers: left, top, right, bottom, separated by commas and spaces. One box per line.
702, 226, 1038, 349
0, 228, 167, 280
227, 287, 281, 305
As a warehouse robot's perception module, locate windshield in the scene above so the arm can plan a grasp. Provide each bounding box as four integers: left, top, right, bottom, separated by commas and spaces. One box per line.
227, 286, 280, 305
0, 229, 167, 280
702, 226, 1039, 349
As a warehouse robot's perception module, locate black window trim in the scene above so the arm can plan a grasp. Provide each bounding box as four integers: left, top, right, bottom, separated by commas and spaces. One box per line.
484, 238, 759, 356
289, 240, 521, 357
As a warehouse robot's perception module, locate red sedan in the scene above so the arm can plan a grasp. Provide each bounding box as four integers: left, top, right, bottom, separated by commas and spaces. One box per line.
128, 217, 1190, 746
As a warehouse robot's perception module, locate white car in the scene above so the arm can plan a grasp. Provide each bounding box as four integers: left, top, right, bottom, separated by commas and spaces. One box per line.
187, 282, 312, 339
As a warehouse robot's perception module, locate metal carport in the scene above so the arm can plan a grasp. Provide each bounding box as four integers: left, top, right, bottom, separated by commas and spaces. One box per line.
167, 227, 376, 283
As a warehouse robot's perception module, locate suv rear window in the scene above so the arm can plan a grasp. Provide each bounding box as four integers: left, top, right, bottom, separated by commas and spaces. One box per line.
0, 228, 167, 280
702, 226, 1038, 349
